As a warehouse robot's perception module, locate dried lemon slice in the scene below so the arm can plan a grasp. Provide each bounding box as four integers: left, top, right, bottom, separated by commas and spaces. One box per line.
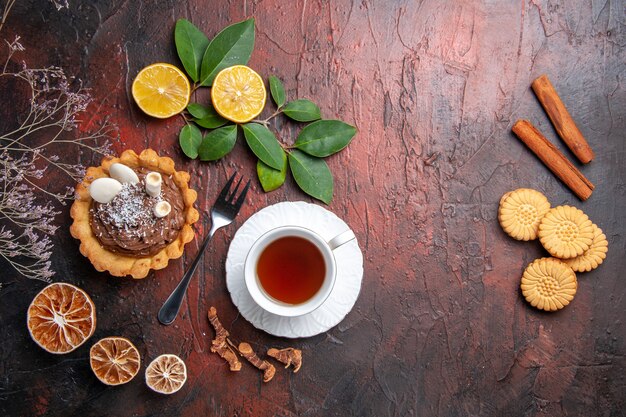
538, 205, 594, 259
27, 283, 96, 354
498, 188, 551, 241
521, 257, 577, 311
90, 337, 141, 385
132, 63, 190, 118
211, 65, 266, 123
145, 354, 187, 394
562, 223, 608, 272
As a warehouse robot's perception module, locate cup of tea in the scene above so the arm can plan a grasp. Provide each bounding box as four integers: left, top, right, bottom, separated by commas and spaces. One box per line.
244, 226, 355, 317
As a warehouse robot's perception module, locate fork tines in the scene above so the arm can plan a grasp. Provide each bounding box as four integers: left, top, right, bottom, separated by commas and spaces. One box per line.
219, 172, 251, 210
217, 172, 237, 201
234, 181, 251, 208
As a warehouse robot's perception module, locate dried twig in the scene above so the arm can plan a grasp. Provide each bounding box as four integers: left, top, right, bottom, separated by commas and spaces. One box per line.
0, 36, 114, 282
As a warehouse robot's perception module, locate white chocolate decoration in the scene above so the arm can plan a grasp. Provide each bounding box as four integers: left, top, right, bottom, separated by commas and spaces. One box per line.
89, 178, 123, 204
145, 172, 162, 197
153, 201, 171, 218
109, 163, 139, 184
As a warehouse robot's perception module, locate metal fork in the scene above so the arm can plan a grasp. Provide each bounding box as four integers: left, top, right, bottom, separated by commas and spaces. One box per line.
158, 172, 251, 325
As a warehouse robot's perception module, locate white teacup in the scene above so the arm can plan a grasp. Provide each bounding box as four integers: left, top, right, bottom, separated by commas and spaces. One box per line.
244, 225, 355, 317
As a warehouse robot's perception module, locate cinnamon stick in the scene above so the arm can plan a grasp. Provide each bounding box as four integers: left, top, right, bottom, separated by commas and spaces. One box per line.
511, 120, 594, 201
531, 74, 594, 163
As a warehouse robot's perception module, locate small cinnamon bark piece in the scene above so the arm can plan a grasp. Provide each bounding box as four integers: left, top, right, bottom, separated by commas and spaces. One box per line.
207, 307, 242, 371
267, 347, 302, 373
238, 342, 275, 382
511, 120, 594, 201
531, 74, 594, 164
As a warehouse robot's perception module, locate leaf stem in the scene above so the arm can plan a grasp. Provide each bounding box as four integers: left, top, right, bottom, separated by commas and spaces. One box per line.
262, 108, 282, 124
250, 118, 269, 127
191, 83, 202, 94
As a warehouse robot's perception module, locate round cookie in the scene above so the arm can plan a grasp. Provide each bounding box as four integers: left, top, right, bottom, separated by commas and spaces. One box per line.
498, 188, 551, 241
563, 223, 608, 272
538, 205, 594, 259
521, 257, 577, 312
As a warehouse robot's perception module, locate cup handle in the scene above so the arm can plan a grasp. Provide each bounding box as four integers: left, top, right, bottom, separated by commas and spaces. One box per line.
328, 229, 356, 251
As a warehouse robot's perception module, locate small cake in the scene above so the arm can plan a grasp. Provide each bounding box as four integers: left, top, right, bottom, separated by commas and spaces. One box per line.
70, 149, 199, 278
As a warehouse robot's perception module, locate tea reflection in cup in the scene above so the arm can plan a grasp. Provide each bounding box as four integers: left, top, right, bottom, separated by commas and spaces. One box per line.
244, 226, 355, 317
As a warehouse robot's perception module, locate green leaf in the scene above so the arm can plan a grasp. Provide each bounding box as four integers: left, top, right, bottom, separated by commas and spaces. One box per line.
198, 125, 237, 161
295, 119, 357, 157
288, 150, 333, 204
187, 103, 227, 128
179, 124, 202, 159
242, 123, 285, 170
257, 153, 287, 192
194, 116, 228, 129
268, 75, 285, 108
187, 103, 210, 118
199, 18, 255, 86
175, 19, 210, 82
283, 99, 321, 122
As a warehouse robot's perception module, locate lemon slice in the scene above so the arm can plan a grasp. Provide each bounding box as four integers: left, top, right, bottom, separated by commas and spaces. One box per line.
145, 354, 187, 394
211, 65, 266, 123
132, 63, 191, 119
90, 337, 141, 386
27, 283, 96, 354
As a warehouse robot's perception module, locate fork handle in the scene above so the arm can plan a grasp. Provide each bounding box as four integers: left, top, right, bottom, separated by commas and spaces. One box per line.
157, 223, 219, 325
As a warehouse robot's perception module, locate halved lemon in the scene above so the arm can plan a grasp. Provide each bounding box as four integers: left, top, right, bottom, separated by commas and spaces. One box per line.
27, 282, 96, 354
90, 337, 141, 386
145, 354, 187, 394
211, 65, 266, 123
132, 63, 191, 118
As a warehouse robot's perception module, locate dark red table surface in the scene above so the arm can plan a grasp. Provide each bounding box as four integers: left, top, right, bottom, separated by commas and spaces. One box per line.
1, 1, 625, 416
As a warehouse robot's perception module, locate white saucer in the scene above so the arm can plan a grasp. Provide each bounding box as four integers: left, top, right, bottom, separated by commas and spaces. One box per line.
225, 201, 363, 338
